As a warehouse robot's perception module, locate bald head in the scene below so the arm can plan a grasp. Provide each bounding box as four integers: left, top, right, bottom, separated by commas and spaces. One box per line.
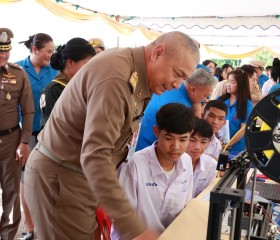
144, 31, 200, 95
152, 31, 200, 64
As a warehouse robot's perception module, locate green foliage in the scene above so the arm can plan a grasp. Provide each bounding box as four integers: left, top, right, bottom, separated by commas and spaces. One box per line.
211, 59, 241, 68
251, 49, 273, 66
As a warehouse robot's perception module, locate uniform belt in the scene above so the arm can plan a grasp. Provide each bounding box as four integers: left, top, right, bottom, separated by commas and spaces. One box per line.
35, 142, 84, 175
0, 125, 20, 137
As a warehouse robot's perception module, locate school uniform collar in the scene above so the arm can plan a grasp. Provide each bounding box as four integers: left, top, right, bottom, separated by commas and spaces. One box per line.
194, 154, 207, 173
149, 141, 186, 177
225, 98, 236, 107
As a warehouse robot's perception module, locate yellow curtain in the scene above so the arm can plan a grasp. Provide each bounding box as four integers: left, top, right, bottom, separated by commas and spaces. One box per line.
36, 0, 161, 41
0, 0, 21, 3
3, 0, 279, 56
202, 45, 265, 59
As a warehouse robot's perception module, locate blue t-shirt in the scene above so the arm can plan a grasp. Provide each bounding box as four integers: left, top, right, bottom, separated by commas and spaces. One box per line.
17, 56, 58, 132
223, 98, 253, 156
136, 82, 192, 151
258, 74, 269, 89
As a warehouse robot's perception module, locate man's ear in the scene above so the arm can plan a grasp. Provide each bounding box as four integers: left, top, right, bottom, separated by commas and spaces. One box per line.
222, 119, 227, 127
201, 112, 205, 118
67, 58, 74, 67
190, 86, 196, 94
153, 125, 160, 138
151, 45, 165, 62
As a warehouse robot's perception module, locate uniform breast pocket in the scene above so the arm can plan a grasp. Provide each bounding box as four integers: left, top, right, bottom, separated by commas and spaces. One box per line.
0, 84, 19, 105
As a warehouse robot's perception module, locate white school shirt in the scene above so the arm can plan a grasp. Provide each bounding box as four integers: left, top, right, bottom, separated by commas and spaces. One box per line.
205, 135, 222, 160
262, 78, 276, 97
111, 142, 193, 239
193, 153, 217, 198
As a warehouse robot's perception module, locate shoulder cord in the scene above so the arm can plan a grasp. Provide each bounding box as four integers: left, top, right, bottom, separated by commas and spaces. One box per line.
52, 79, 67, 87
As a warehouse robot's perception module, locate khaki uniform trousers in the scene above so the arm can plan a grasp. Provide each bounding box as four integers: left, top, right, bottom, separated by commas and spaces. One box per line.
24, 149, 99, 240
0, 129, 21, 240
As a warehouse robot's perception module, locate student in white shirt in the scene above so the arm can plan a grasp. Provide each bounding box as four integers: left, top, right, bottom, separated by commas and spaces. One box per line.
186, 118, 218, 197
203, 100, 228, 160
111, 103, 195, 238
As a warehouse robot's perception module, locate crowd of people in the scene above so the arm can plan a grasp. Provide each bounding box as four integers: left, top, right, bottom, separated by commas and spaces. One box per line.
0, 26, 280, 240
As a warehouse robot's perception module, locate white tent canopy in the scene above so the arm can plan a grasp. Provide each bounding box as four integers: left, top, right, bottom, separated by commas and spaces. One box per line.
65, 0, 280, 18
1, 0, 280, 61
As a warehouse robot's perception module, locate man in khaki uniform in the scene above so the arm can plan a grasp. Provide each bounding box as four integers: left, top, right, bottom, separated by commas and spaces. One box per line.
0, 28, 34, 240
24, 31, 200, 240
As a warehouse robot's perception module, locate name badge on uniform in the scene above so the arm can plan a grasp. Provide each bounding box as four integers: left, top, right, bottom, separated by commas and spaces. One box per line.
2, 73, 17, 84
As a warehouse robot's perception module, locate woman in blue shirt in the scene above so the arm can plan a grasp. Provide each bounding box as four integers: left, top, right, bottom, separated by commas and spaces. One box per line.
220, 69, 253, 157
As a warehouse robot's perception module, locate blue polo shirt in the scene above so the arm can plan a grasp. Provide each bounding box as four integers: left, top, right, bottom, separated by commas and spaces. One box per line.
224, 98, 253, 156
17, 56, 58, 132
136, 82, 192, 151
258, 74, 269, 89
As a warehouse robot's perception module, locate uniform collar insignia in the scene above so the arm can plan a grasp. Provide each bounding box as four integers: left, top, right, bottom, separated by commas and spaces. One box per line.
129, 71, 138, 93
136, 89, 142, 98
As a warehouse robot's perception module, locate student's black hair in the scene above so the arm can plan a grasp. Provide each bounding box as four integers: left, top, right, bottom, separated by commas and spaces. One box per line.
265, 66, 272, 71
204, 100, 228, 116
218, 63, 233, 81
192, 117, 213, 139
156, 103, 195, 134
214, 67, 221, 79
50, 37, 96, 70
240, 64, 257, 78
271, 58, 280, 83
202, 59, 217, 67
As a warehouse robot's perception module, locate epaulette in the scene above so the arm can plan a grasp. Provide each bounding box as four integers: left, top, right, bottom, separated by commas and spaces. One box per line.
128, 71, 138, 94
7, 62, 23, 71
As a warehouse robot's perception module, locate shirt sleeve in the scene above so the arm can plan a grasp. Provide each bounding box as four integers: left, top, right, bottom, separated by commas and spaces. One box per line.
80, 79, 146, 239
118, 161, 138, 209
20, 70, 34, 143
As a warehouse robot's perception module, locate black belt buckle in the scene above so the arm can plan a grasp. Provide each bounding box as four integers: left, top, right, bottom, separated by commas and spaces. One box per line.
0, 125, 19, 137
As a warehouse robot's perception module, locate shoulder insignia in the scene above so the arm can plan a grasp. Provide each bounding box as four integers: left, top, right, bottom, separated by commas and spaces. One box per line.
128, 71, 138, 93
52, 79, 67, 87
7, 62, 23, 70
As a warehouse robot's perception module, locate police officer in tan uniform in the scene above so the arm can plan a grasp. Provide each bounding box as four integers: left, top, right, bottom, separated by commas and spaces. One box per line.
0, 28, 34, 240
88, 38, 105, 54
24, 31, 200, 240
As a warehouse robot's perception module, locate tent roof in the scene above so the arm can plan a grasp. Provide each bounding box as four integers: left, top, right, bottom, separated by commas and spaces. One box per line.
1, 0, 280, 61
66, 0, 280, 18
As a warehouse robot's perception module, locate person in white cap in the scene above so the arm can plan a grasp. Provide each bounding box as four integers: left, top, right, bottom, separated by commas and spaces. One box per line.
249, 60, 269, 88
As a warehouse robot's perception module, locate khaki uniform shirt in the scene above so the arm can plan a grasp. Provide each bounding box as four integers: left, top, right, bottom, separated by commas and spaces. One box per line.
250, 81, 262, 106
0, 63, 34, 143
39, 47, 151, 238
